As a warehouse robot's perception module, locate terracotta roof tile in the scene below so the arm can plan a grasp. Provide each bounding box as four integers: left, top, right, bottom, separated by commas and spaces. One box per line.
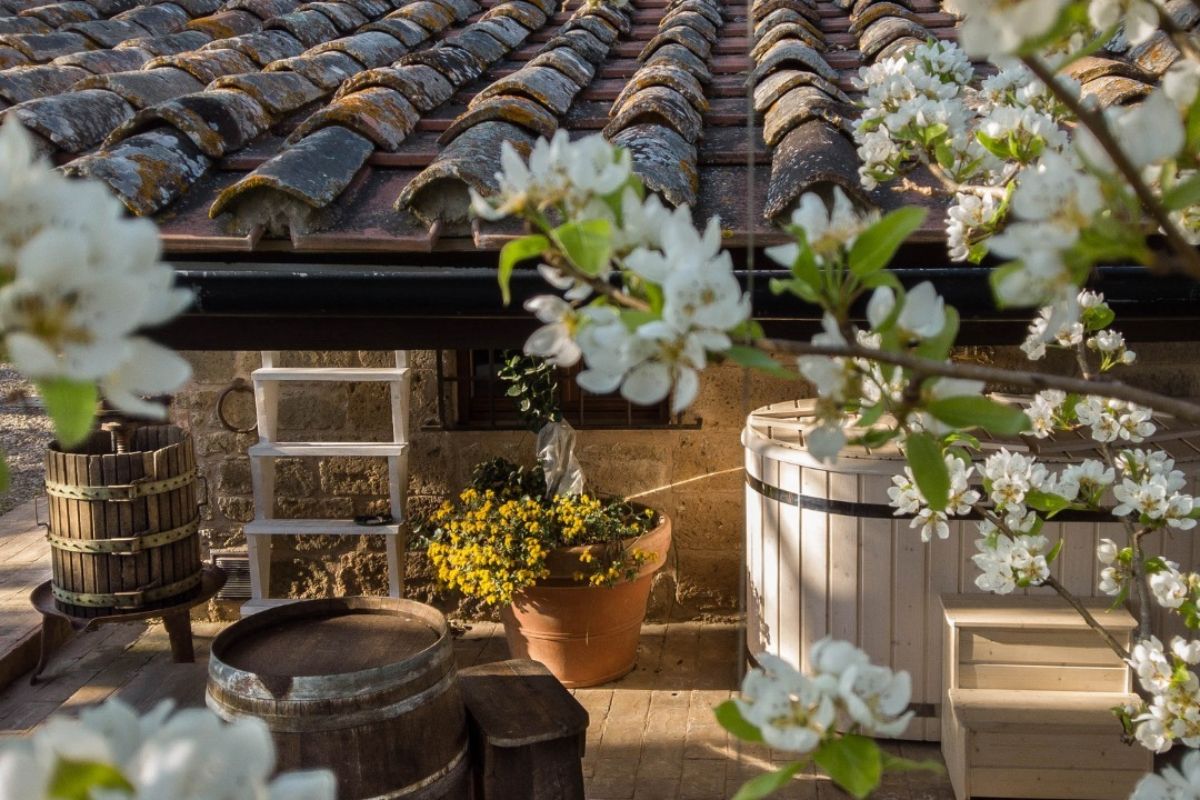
0, 0, 1189, 257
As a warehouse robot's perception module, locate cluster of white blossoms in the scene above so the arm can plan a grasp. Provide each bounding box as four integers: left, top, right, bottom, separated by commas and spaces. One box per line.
888, 456, 980, 541
473, 132, 751, 414
736, 639, 914, 752
0, 119, 193, 419
0, 698, 334, 800
1127, 636, 1200, 753
1111, 449, 1197, 529
972, 516, 1053, 594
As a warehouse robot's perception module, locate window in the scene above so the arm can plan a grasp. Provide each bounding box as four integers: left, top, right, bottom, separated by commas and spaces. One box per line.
434, 350, 696, 430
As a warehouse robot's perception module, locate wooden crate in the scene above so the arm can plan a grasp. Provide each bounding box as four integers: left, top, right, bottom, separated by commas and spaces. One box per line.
941, 596, 1150, 800
743, 399, 1200, 740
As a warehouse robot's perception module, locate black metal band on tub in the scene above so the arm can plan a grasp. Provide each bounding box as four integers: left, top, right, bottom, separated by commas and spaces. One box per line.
745, 474, 1115, 523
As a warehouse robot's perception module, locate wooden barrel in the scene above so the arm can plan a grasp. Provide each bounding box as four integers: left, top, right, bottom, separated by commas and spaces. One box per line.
743, 399, 1200, 742
206, 598, 469, 800
45, 425, 203, 618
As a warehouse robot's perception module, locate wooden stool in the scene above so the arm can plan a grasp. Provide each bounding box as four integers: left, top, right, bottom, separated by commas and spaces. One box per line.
941, 595, 1150, 800
29, 567, 225, 684
458, 659, 588, 800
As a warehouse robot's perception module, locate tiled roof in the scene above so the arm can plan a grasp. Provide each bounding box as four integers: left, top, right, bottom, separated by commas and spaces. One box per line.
1, 0, 1195, 257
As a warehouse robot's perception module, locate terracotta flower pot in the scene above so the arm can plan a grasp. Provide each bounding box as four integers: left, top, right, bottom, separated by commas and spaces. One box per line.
500, 513, 672, 688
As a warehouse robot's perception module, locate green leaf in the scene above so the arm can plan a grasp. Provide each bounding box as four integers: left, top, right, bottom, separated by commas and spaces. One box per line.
619, 309, 659, 332
814, 735, 883, 800
853, 427, 899, 449
1163, 174, 1200, 211
732, 762, 806, 800
0, 452, 7, 494
498, 234, 548, 306
848, 207, 928, 278
1046, 537, 1064, 564
1025, 490, 1072, 517
1081, 304, 1115, 332
714, 700, 764, 743
905, 432, 948, 512
553, 218, 612, 277
38, 379, 97, 448
925, 396, 1030, 436
727, 345, 795, 380
881, 753, 945, 775
48, 759, 133, 800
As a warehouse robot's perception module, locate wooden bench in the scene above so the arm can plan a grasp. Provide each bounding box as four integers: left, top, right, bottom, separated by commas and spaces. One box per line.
941, 595, 1150, 800
458, 659, 588, 800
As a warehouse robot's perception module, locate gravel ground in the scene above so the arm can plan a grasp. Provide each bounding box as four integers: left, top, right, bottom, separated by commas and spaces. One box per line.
0, 365, 54, 515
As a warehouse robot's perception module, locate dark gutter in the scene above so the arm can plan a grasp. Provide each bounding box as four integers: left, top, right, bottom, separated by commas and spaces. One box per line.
151, 262, 1200, 351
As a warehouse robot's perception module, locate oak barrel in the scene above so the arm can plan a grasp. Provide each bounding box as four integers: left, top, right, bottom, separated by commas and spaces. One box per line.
206, 597, 469, 800
45, 425, 203, 618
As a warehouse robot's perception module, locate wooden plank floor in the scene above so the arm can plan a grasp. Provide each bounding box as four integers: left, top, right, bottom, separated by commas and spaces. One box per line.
0, 500, 53, 688
0, 615, 951, 798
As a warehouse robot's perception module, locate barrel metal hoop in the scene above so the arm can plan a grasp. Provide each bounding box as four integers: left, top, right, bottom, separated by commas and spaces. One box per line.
365, 743, 469, 800
52, 570, 203, 609
224, 667, 461, 732
48, 519, 199, 555
745, 474, 1116, 523
45, 471, 198, 502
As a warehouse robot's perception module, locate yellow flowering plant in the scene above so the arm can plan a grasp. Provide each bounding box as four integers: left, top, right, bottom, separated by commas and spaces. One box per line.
424, 459, 658, 606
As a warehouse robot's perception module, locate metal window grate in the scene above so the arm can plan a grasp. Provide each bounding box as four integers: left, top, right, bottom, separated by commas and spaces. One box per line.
433, 350, 700, 431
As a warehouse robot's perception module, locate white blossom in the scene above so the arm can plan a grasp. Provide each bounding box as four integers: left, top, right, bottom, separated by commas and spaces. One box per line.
1077, 89, 1185, 171
0, 698, 334, 800
946, 192, 998, 262
768, 189, 877, 265
736, 654, 836, 753
1089, 0, 1163, 46
0, 119, 192, 420
972, 523, 1052, 594
523, 295, 583, 366
948, 0, 1070, 57
865, 282, 945, 340
1152, 568, 1190, 609
1132, 749, 1200, 799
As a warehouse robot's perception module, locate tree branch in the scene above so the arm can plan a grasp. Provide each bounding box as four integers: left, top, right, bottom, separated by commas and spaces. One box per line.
756, 337, 1200, 424
1020, 56, 1200, 280
1045, 575, 1131, 661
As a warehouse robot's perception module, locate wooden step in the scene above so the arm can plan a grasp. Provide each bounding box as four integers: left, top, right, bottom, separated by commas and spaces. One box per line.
942, 595, 1138, 631
948, 688, 1135, 729
252, 367, 410, 383
249, 442, 408, 457
244, 519, 403, 536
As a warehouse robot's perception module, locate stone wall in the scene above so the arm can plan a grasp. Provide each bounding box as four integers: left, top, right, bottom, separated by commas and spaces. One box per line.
174, 342, 1200, 620
175, 349, 799, 619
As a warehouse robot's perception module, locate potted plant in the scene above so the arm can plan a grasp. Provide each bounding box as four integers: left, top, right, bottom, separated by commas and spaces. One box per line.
423, 354, 672, 686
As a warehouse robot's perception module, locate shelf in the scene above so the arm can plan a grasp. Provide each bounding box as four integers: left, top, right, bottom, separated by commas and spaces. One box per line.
249, 442, 407, 457
244, 519, 403, 536
252, 367, 410, 383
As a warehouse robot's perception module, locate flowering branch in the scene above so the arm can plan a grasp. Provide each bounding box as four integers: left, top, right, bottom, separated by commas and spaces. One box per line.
1045, 575, 1132, 660
1019, 56, 1200, 279
755, 337, 1200, 426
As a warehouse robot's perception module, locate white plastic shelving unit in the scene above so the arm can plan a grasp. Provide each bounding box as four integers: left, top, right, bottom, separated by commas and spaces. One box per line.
241, 351, 411, 615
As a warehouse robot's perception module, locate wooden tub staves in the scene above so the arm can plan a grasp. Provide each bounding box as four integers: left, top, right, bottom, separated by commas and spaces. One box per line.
742, 399, 1200, 741
44, 425, 203, 618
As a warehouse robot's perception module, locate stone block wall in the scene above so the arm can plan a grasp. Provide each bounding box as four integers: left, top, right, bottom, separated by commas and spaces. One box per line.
174, 342, 1200, 620
175, 349, 800, 619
